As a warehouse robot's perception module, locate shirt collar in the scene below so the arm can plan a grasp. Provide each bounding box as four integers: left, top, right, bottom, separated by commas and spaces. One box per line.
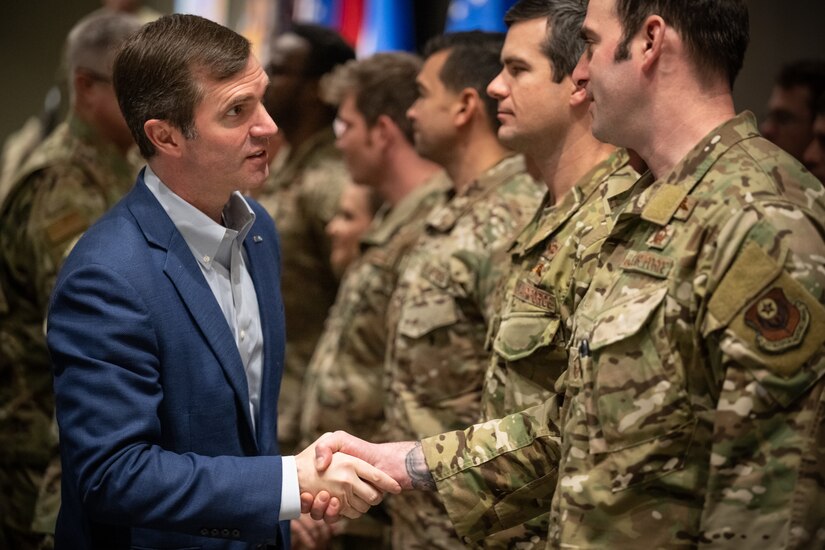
143, 165, 256, 270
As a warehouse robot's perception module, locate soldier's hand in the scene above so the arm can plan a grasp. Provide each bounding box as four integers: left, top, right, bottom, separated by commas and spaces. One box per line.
295, 436, 401, 520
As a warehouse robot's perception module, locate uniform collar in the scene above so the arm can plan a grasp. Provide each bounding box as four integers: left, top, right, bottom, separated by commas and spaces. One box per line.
613, 112, 760, 227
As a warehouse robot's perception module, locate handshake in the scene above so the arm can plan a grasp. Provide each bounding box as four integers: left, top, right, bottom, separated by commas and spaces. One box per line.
295, 432, 432, 522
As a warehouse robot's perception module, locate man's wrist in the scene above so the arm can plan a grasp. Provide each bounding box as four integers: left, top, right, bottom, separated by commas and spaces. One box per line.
405, 442, 435, 491
279, 456, 301, 520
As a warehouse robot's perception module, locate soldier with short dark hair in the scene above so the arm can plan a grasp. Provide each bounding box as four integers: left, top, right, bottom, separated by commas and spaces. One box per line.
378, 30, 543, 548
760, 59, 825, 162
311, 0, 825, 547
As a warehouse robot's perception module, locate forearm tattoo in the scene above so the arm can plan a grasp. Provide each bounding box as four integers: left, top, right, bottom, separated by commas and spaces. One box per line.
405, 442, 436, 491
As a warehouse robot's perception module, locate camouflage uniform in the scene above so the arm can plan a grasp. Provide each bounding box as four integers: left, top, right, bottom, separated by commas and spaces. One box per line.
255, 128, 349, 452
300, 172, 449, 548
385, 155, 543, 549
0, 115, 136, 548
479, 148, 639, 549
300, 172, 450, 445
422, 112, 825, 548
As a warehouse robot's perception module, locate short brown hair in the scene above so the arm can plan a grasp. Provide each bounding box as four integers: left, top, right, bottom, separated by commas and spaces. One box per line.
113, 14, 250, 158
613, 0, 748, 89
321, 52, 422, 144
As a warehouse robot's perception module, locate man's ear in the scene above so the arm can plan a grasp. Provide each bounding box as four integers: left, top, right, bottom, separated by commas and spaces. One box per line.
454, 88, 479, 128
72, 69, 98, 110
640, 15, 666, 71
567, 75, 588, 107
144, 119, 183, 158
372, 114, 398, 149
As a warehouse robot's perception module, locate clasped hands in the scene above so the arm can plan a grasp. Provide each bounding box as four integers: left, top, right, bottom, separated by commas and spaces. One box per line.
296, 432, 422, 522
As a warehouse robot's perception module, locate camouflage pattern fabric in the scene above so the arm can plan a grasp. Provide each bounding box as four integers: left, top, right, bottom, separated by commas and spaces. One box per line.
422, 112, 825, 548
0, 115, 136, 547
255, 128, 349, 452
479, 148, 639, 549
384, 155, 544, 549
300, 172, 449, 446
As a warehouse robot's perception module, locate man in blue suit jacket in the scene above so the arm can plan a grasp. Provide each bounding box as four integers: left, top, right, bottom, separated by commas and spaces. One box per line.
47, 14, 398, 550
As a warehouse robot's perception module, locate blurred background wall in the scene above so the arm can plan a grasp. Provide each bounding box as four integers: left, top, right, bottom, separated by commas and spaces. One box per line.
0, 0, 822, 147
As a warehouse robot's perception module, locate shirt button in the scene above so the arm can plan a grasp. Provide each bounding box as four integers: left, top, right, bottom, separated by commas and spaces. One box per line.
240, 330, 246, 341
203, 255, 211, 263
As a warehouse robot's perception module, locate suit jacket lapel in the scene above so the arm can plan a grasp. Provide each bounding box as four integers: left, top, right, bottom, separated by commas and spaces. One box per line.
244, 226, 281, 454
126, 178, 258, 450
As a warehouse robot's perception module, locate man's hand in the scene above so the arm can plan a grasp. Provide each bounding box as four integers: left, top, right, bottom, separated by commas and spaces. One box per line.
302, 431, 434, 520
295, 437, 401, 520
290, 513, 336, 549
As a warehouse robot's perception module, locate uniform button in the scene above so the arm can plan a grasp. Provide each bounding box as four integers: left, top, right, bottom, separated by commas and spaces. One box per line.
222, 528, 230, 537
211, 528, 219, 536
233, 529, 241, 538
200, 528, 209, 536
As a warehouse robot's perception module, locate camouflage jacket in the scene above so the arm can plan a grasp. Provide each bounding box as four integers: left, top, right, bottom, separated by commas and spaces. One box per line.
478, 148, 639, 549
0, 115, 136, 534
384, 155, 543, 549
422, 112, 825, 548
299, 172, 449, 445
484, 148, 639, 419
255, 128, 349, 449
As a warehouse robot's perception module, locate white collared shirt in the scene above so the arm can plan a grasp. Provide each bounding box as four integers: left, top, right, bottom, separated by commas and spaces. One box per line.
144, 166, 299, 521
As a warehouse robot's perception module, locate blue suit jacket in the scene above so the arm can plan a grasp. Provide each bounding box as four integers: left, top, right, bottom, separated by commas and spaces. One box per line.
48, 173, 290, 549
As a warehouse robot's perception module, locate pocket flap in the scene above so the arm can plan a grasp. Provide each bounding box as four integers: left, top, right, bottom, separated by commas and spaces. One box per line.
590, 286, 668, 350
493, 313, 561, 361
397, 292, 459, 339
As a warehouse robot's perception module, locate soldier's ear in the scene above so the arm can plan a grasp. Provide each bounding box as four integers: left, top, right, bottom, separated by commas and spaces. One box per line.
568, 75, 588, 108
144, 119, 182, 158
453, 88, 478, 128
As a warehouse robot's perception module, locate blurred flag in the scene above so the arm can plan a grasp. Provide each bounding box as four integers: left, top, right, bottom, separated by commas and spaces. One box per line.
339, 0, 365, 48
293, 0, 338, 27
358, 0, 414, 56
444, 0, 518, 33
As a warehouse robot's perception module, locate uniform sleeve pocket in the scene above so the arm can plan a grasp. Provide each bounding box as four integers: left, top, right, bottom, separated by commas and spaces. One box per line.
397, 291, 459, 339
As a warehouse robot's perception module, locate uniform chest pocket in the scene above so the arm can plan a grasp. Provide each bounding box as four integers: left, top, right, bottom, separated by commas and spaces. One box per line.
587, 285, 696, 491
494, 312, 561, 361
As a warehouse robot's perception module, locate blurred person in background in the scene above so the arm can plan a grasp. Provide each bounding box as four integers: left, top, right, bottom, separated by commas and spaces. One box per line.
326, 182, 381, 278
379, 31, 543, 548
760, 59, 825, 161
296, 52, 447, 550
0, 11, 143, 549
256, 24, 355, 454
803, 94, 825, 182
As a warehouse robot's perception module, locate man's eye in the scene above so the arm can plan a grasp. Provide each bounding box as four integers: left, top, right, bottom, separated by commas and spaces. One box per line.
227, 105, 243, 117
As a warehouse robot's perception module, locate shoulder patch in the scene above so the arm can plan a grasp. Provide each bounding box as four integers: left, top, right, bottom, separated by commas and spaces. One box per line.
708, 241, 785, 327
45, 210, 88, 246
728, 271, 825, 378
744, 287, 809, 353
